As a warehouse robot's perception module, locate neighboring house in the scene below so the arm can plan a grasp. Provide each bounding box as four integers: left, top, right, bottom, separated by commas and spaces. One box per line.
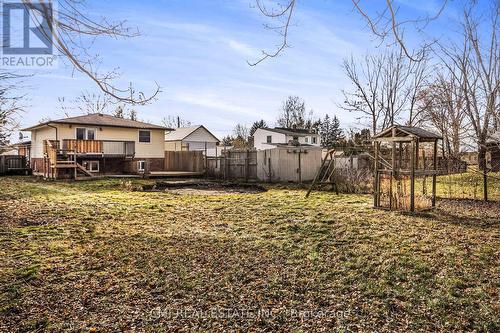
253, 127, 321, 150
165, 125, 220, 157
21, 113, 170, 177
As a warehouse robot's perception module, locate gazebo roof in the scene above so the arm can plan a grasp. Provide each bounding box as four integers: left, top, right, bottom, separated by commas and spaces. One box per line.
374, 125, 442, 142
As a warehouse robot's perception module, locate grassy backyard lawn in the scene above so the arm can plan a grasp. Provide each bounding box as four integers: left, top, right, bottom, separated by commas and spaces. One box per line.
0, 177, 498, 332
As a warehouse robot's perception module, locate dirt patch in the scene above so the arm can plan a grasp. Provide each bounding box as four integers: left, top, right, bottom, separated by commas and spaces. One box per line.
141, 181, 267, 195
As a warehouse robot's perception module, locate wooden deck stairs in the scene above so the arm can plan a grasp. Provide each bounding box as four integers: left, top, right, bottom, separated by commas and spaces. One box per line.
43, 140, 94, 180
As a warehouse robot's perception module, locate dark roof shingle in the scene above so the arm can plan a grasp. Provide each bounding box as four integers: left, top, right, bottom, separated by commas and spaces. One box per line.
22, 113, 169, 131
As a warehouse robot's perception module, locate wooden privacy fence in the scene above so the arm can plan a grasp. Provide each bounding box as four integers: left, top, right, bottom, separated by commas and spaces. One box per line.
206, 147, 322, 183
164, 151, 204, 172
206, 149, 257, 181
0, 155, 29, 175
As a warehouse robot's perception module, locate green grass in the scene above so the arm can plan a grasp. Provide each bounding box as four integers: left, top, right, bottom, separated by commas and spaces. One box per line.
435, 171, 500, 201
0, 177, 498, 332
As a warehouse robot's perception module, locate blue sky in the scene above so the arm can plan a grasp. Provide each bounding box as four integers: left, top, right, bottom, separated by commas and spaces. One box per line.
14, 0, 478, 139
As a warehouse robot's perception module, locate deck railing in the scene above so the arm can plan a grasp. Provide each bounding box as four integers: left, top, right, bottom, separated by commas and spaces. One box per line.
62, 139, 135, 157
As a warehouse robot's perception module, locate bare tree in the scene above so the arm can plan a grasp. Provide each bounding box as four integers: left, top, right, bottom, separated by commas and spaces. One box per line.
22, 0, 159, 104
277, 96, 312, 129
417, 70, 469, 158
0, 72, 26, 146
162, 116, 192, 129
341, 54, 384, 136
76, 91, 112, 114
341, 48, 429, 135
250, 0, 449, 65
440, 3, 499, 170
233, 123, 250, 140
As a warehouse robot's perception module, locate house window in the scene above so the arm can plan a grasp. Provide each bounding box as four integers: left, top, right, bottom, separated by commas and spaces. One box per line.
83, 160, 99, 172
312, 137, 317, 144
305, 137, 309, 143
87, 129, 95, 140
139, 130, 151, 143
266, 135, 272, 143
76, 128, 86, 140
138, 160, 146, 172
76, 128, 96, 140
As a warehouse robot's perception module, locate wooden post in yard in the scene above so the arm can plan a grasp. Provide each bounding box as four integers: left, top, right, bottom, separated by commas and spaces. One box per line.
410, 139, 416, 212
373, 141, 379, 207
483, 164, 488, 202
398, 142, 403, 169
432, 139, 438, 207
389, 128, 396, 210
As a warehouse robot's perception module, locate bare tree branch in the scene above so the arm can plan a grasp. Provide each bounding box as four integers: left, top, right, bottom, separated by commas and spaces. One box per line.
250, 0, 449, 64
22, 0, 160, 104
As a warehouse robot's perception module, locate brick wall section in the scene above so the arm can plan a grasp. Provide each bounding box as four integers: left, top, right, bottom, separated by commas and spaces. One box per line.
128, 158, 165, 173
30, 157, 165, 175
31, 158, 45, 173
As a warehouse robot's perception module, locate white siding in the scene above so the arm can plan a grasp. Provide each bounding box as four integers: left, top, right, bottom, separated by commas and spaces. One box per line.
253, 129, 286, 150
185, 127, 218, 143
253, 129, 321, 150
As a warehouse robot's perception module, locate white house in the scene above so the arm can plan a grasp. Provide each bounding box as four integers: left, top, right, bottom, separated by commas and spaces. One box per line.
253, 127, 321, 150
165, 125, 220, 156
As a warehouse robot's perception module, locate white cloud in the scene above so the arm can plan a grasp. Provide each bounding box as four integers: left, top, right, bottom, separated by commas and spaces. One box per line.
171, 92, 263, 118
227, 39, 256, 57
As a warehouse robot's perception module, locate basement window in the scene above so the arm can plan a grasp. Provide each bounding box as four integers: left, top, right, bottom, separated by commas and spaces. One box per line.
138, 160, 146, 172
83, 160, 99, 172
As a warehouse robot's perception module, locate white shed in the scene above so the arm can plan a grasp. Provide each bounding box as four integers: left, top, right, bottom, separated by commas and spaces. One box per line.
165, 125, 220, 156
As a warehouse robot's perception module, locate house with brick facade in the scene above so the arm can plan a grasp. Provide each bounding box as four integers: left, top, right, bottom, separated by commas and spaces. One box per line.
21, 113, 171, 179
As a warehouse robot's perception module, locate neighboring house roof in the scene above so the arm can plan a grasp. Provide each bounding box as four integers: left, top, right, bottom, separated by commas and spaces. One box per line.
259, 127, 319, 137
21, 113, 170, 131
374, 125, 442, 141
0, 149, 18, 156
12, 140, 31, 147
165, 125, 220, 142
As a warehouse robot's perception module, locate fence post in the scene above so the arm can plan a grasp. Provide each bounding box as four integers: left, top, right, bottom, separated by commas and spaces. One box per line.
245, 149, 249, 183
297, 150, 302, 184
224, 151, 229, 180
410, 139, 416, 212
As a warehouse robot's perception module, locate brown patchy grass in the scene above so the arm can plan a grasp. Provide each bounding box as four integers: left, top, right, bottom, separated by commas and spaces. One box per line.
0, 177, 498, 332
